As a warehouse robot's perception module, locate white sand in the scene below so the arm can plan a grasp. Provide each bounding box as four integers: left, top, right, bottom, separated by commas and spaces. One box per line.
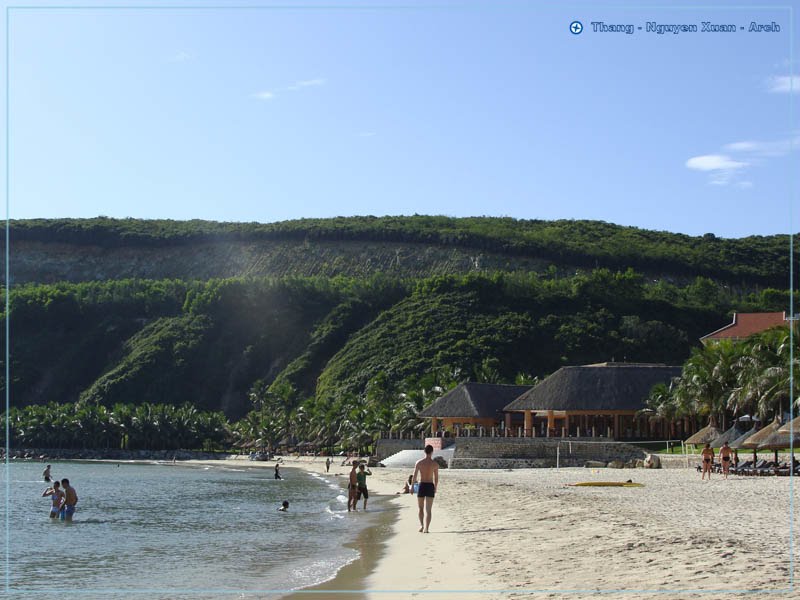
362, 466, 799, 600
189, 456, 799, 599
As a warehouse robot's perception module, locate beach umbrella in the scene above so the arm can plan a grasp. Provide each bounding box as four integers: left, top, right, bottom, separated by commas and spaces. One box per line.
710, 422, 748, 447
685, 423, 724, 446
777, 415, 800, 434
728, 424, 760, 449
757, 429, 800, 466
742, 417, 782, 463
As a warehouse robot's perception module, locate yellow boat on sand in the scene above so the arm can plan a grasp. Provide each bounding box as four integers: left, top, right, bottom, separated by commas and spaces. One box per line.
567, 481, 644, 487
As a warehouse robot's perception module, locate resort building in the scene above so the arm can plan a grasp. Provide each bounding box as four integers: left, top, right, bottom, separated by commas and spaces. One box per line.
502, 363, 682, 440
418, 382, 532, 437
700, 312, 787, 344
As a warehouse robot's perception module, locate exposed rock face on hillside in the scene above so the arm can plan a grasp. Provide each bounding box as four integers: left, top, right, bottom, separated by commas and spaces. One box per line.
10, 239, 551, 284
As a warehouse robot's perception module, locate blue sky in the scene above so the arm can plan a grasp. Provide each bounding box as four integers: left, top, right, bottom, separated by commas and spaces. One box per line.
3, 0, 798, 237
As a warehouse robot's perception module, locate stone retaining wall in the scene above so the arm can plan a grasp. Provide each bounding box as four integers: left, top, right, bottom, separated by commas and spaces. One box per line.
449, 438, 648, 469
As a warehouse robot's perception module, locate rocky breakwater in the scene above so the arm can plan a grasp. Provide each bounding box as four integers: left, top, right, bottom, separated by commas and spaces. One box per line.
2, 447, 234, 461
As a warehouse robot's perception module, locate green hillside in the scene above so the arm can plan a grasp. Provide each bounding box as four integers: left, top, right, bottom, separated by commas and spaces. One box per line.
2, 216, 794, 450
4, 216, 791, 286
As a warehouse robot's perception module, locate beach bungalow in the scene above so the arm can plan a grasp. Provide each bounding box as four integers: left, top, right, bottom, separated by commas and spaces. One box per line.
418, 382, 532, 437
700, 312, 787, 345
503, 363, 682, 440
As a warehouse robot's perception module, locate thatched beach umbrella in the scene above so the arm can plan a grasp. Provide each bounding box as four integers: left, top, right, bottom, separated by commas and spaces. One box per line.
757, 430, 800, 466
710, 422, 748, 448
742, 417, 782, 463
685, 423, 724, 447
728, 424, 760, 449
777, 415, 800, 435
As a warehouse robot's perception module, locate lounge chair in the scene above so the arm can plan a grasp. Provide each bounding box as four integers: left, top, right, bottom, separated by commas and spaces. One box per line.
730, 460, 752, 475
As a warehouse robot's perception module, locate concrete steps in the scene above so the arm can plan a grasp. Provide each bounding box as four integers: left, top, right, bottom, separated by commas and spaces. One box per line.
380, 447, 455, 468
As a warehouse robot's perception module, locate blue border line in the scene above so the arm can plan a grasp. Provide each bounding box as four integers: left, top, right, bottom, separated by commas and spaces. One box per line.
789, 3, 796, 595
1, 1, 796, 597
4, 4, 9, 595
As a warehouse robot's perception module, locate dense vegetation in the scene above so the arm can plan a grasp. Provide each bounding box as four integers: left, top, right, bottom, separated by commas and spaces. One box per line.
2, 402, 229, 451
3, 266, 792, 451
3, 216, 795, 450
4, 216, 792, 285
646, 325, 798, 431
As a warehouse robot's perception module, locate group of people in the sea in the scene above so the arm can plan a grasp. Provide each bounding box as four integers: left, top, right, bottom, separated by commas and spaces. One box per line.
41, 465, 79, 521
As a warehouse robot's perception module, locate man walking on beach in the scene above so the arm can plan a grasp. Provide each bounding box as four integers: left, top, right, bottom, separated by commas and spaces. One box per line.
413, 445, 439, 533
325, 458, 331, 473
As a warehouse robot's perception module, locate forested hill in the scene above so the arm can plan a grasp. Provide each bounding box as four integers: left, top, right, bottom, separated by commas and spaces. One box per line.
4, 216, 791, 286
2, 216, 794, 431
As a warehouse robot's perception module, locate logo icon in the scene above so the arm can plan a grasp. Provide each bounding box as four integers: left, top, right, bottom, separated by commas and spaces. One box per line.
570, 21, 583, 35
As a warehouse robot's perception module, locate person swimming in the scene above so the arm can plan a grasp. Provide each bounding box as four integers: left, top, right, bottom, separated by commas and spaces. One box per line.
278, 500, 289, 512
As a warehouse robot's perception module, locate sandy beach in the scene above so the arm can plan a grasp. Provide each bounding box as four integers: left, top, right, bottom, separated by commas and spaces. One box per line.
191, 456, 799, 599
360, 466, 798, 600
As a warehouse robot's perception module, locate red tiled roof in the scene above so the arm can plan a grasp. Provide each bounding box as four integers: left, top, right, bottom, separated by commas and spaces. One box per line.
701, 312, 787, 342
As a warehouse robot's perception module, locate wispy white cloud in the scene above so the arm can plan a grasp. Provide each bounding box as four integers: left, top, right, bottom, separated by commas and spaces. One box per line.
251, 77, 326, 102
284, 78, 326, 91
685, 155, 747, 172
767, 75, 799, 93
168, 51, 191, 63
688, 133, 798, 186
686, 155, 748, 186
722, 137, 798, 157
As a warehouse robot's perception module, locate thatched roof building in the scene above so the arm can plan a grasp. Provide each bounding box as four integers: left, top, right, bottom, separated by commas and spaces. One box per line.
505, 363, 681, 412
419, 383, 532, 435
503, 363, 681, 440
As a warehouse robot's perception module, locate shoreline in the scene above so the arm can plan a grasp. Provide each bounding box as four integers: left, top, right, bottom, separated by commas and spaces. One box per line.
186, 455, 391, 598
18, 455, 799, 599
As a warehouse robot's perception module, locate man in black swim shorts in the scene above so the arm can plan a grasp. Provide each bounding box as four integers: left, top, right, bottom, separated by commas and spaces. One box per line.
413, 445, 440, 533
719, 441, 733, 479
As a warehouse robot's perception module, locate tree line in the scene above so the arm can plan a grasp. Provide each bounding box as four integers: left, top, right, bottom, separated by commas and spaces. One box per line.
4, 216, 793, 286
646, 324, 798, 431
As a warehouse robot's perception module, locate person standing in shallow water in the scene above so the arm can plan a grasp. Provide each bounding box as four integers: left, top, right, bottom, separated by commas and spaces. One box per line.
356, 463, 372, 510
43, 465, 52, 483
347, 462, 359, 511
60, 478, 78, 522
42, 480, 64, 518
274, 463, 282, 480
413, 445, 439, 533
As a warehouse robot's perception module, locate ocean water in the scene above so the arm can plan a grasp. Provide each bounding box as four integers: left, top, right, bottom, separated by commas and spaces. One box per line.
2, 460, 375, 598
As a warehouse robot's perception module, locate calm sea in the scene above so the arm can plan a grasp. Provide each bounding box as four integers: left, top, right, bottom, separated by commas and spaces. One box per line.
2, 460, 377, 598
